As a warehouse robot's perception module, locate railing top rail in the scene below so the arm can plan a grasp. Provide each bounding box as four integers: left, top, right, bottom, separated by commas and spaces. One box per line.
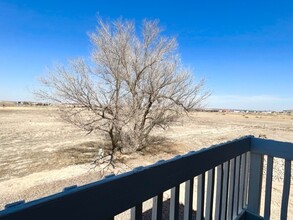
0, 136, 251, 220
251, 137, 293, 160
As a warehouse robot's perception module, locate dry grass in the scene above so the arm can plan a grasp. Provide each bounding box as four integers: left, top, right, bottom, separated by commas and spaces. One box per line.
0, 106, 293, 219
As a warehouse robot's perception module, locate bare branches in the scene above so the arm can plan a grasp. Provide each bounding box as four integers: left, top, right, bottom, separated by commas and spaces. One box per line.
37, 17, 210, 164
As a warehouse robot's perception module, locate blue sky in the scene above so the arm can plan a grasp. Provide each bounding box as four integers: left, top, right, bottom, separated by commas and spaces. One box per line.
0, 0, 292, 110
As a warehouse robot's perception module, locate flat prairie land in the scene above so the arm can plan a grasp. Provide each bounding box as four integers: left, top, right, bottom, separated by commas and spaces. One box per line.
0, 106, 293, 219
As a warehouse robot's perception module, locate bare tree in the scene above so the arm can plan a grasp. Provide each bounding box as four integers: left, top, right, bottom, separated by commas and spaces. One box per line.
37, 18, 210, 166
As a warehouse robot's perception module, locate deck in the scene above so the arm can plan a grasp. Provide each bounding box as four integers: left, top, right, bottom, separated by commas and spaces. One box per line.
0, 136, 292, 220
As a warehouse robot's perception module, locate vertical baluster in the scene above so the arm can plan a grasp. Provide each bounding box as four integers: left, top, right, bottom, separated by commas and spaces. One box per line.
264, 156, 274, 219
227, 158, 235, 220
184, 179, 194, 220
131, 203, 142, 220
243, 152, 250, 208
152, 193, 163, 220
214, 164, 223, 220
196, 173, 205, 220
170, 185, 180, 220
238, 153, 246, 211
220, 161, 229, 220
205, 169, 215, 220
232, 156, 240, 219
280, 159, 291, 219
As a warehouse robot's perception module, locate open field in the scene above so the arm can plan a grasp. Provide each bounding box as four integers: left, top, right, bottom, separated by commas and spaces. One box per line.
0, 106, 293, 218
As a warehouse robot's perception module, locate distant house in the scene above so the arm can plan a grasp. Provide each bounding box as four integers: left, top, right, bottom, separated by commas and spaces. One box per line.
218, 109, 230, 113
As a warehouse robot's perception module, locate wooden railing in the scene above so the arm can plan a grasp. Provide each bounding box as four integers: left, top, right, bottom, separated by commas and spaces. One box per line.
248, 138, 293, 219
0, 136, 292, 220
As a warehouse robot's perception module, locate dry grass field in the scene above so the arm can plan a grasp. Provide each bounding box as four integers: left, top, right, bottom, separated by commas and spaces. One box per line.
0, 106, 293, 218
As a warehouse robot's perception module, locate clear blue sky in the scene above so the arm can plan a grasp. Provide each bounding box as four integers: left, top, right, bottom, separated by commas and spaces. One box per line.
1, 0, 292, 111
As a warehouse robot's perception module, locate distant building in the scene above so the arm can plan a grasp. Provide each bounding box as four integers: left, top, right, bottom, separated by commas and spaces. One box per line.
283, 110, 293, 114
218, 109, 230, 113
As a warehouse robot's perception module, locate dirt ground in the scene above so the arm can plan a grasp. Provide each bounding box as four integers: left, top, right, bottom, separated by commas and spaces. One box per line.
0, 106, 292, 219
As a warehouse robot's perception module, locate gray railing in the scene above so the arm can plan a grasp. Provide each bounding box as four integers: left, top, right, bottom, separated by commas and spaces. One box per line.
0, 136, 292, 220
248, 138, 293, 219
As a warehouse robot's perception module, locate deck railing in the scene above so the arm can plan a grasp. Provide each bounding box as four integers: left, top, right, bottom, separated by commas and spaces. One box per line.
0, 136, 292, 220
248, 138, 293, 219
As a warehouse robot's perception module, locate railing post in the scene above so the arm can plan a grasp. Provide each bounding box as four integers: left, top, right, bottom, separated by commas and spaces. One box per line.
247, 152, 263, 215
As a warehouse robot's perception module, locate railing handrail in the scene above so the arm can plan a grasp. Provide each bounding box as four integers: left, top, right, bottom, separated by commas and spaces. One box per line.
250, 137, 293, 160
0, 136, 252, 220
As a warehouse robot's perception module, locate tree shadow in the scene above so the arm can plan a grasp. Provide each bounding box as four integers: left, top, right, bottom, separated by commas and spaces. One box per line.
141, 136, 180, 156
142, 199, 198, 220
55, 141, 101, 165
